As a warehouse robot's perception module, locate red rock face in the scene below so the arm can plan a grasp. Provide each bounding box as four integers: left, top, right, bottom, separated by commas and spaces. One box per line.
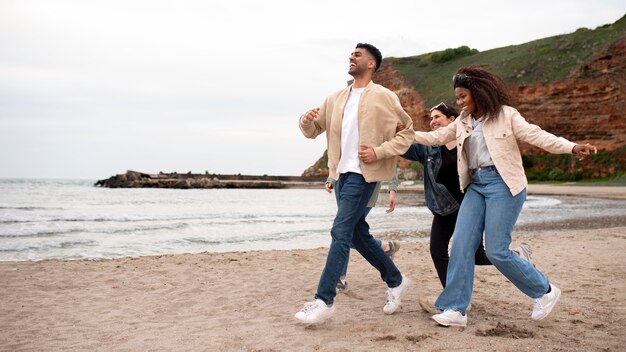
373, 63, 431, 133
376, 36, 626, 154
511, 35, 626, 154
303, 38, 625, 178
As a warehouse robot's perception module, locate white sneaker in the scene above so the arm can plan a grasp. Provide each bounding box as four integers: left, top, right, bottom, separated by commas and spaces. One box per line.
336, 280, 348, 293
419, 296, 471, 314
294, 299, 335, 324
385, 240, 401, 258
516, 243, 535, 267
418, 296, 441, 314
383, 275, 411, 314
432, 309, 467, 327
531, 284, 561, 321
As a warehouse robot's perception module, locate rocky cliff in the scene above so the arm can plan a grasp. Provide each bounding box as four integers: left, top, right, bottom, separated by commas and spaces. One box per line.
371, 62, 431, 133
513, 35, 626, 153
303, 34, 626, 180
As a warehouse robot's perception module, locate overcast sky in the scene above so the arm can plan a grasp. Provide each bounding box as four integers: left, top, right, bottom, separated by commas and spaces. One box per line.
1, 0, 624, 179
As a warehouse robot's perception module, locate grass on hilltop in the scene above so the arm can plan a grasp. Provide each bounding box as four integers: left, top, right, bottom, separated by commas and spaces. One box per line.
386, 14, 626, 106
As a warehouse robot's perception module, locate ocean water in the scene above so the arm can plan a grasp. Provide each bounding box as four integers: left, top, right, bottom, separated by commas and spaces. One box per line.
1, 179, 624, 262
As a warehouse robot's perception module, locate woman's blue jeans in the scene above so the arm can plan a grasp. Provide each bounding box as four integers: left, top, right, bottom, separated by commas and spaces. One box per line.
435, 167, 550, 314
315, 173, 402, 305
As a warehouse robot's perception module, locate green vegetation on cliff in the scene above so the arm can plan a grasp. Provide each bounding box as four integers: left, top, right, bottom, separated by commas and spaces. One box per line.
387, 14, 626, 106
304, 15, 626, 181
523, 145, 626, 182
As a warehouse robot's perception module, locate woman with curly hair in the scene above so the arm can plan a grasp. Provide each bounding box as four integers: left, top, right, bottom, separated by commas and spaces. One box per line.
413, 65, 597, 327
403, 102, 496, 290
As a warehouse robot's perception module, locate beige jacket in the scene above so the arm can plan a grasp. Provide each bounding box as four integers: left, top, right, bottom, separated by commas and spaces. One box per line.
299, 81, 414, 183
414, 105, 576, 196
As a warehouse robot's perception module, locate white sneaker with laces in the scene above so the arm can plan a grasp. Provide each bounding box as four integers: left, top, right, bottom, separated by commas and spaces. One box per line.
432, 309, 467, 327
531, 284, 561, 321
294, 299, 335, 324
383, 275, 410, 314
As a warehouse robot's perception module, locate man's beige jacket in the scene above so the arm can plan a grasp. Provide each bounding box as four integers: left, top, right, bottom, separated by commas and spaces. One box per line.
299, 80, 414, 183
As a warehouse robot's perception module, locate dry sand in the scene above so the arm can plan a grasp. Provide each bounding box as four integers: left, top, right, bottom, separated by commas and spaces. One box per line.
1, 187, 625, 351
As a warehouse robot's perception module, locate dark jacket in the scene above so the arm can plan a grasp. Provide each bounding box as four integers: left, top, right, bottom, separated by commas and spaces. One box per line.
402, 143, 460, 216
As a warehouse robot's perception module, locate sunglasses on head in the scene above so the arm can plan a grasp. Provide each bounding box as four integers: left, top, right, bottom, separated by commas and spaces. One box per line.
430, 102, 449, 112
452, 73, 470, 86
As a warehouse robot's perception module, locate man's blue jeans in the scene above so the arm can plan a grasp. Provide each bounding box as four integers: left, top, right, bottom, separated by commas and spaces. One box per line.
339, 207, 382, 277
435, 167, 550, 314
315, 172, 402, 305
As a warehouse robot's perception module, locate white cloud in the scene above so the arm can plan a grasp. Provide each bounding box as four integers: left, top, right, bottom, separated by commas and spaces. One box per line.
0, 0, 623, 178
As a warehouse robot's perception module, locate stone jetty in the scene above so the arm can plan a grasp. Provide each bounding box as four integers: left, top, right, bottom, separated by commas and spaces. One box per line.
94, 170, 325, 189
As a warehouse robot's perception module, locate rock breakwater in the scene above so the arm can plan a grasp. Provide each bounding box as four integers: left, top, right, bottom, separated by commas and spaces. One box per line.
94, 170, 325, 189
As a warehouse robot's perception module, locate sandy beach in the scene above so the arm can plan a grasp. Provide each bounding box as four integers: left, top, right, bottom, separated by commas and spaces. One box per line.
1, 187, 625, 351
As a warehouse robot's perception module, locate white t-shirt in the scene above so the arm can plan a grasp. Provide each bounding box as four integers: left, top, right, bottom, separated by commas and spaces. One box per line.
337, 87, 364, 175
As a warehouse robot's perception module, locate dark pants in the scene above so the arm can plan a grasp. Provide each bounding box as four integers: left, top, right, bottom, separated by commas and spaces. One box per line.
430, 209, 492, 288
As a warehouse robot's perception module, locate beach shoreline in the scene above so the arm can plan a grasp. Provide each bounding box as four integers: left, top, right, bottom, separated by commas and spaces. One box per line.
2, 230, 625, 351
1, 185, 625, 351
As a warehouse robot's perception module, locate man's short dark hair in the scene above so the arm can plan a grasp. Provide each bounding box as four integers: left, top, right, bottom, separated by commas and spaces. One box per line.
356, 43, 382, 71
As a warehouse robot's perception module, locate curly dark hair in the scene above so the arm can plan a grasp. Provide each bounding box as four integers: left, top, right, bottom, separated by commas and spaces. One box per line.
453, 65, 512, 120
356, 43, 382, 71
